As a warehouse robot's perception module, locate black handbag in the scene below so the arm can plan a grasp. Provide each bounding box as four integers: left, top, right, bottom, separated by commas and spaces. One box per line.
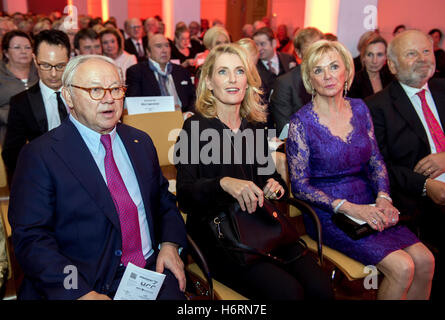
208, 199, 308, 266
332, 212, 376, 240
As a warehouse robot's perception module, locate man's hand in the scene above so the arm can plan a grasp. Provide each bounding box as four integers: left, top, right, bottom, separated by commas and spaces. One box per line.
414, 152, 445, 178
156, 242, 186, 292
426, 178, 445, 205
78, 291, 111, 300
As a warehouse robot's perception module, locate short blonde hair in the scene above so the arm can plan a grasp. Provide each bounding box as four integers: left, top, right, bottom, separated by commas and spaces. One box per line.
301, 40, 355, 94
195, 43, 266, 123
237, 37, 258, 64
203, 26, 230, 50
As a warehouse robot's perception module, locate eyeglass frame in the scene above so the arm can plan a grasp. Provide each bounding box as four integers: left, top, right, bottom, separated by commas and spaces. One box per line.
8, 46, 33, 51
35, 60, 68, 72
69, 84, 127, 100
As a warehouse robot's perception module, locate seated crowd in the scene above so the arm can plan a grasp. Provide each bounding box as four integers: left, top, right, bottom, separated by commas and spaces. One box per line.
0, 10, 445, 301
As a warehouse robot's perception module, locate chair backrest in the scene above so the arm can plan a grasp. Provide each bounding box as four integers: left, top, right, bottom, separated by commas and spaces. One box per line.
122, 111, 184, 167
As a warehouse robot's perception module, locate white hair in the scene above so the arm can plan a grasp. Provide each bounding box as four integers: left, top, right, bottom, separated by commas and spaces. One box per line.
62, 54, 121, 89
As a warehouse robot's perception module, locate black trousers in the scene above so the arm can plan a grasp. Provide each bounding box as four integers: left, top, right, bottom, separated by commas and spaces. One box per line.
109, 252, 185, 300
209, 243, 334, 300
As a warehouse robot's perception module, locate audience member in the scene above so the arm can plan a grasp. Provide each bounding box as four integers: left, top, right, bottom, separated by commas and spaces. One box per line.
17, 19, 33, 35
276, 24, 291, 52
287, 39, 434, 300
54, 18, 78, 57
171, 25, 202, 75
78, 15, 92, 30
0, 30, 38, 145
241, 24, 254, 38
74, 28, 102, 55
353, 30, 378, 73
429, 28, 445, 78
237, 37, 259, 66
269, 27, 323, 134
126, 34, 196, 114
253, 20, 266, 31
124, 18, 147, 62
349, 34, 393, 99
2, 30, 70, 182
8, 54, 187, 300
253, 27, 297, 103
32, 19, 51, 37
100, 27, 137, 82
188, 21, 205, 52
143, 17, 159, 40
366, 29, 445, 299
195, 26, 230, 68
175, 43, 333, 300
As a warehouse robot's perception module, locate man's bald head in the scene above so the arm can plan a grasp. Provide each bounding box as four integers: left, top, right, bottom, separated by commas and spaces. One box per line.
387, 30, 436, 88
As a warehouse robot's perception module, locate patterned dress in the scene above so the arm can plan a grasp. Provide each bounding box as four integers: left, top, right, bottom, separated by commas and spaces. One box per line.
286, 98, 419, 266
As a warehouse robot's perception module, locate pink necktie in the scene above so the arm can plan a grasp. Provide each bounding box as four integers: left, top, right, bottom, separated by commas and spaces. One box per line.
417, 89, 445, 152
101, 134, 146, 267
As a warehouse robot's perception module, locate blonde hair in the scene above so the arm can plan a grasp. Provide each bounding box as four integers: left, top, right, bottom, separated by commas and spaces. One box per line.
195, 43, 267, 123
301, 40, 355, 94
203, 26, 230, 50
237, 37, 259, 64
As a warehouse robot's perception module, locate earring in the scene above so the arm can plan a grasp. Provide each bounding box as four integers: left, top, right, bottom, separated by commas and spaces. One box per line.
311, 88, 316, 102
344, 81, 348, 97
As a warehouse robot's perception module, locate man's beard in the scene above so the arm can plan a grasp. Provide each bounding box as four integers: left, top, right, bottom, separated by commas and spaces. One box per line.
397, 60, 435, 87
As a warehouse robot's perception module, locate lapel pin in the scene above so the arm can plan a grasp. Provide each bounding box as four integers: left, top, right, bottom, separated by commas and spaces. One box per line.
134, 139, 139, 143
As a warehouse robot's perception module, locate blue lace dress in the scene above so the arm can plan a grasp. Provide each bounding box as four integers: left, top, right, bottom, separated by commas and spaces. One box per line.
286, 98, 419, 266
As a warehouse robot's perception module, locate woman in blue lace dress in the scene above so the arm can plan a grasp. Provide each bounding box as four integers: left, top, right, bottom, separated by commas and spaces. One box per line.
287, 40, 435, 300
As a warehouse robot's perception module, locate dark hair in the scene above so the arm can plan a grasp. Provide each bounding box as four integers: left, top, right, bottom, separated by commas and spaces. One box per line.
252, 27, 275, 42
1, 30, 33, 62
74, 28, 99, 50
99, 27, 123, 52
33, 29, 71, 58
392, 24, 406, 35
103, 20, 117, 28
429, 28, 442, 40
175, 25, 189, 39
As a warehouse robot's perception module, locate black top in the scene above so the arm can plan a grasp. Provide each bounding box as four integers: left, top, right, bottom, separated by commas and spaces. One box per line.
174, 113, 288, 252
170, 40, 204, 76
434, 49, 445, 78
348, 64, 394, 99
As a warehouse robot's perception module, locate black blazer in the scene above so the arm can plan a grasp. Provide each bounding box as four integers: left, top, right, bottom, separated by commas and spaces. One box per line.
125, 61, 196, 113
2, 83, 49, 182
349, 65, 394, 99
269, 65, 311, 134
124, 37, 149, 62
366, 79, 445, 227
256, 52, 297, 101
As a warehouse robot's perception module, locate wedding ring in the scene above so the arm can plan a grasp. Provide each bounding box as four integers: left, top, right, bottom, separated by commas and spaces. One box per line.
372, 218, 378, 225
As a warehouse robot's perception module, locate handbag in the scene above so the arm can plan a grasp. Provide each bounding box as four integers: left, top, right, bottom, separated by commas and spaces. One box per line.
208, 198, 308, 266
332, 212, 376, 240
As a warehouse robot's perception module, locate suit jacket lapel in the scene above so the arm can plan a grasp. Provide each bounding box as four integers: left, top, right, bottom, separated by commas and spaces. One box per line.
429, 80, 445, 130
28, 83, 48, 133
51, 120, 121, 230
390, 81, 429, 145
117, 124, 155, 238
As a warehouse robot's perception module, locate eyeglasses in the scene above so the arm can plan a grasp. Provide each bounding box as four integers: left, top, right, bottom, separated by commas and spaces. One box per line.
70, 85, 127, 100
36, 61, 67, 72
129, 25, 142, 30
9, 46, 32, 51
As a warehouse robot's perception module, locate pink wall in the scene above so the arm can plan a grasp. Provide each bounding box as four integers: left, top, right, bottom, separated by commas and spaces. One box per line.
270, 0, 305, 35
201, 0, 226, 26
378, 0, 445, 48
127, 0, 162, 20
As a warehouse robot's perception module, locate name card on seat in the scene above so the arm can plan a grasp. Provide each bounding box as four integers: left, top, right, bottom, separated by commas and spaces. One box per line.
125, 96, 175, 115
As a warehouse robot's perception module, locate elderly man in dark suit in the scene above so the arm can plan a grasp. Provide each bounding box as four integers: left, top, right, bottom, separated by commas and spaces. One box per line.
2, 30, 71, 184
366, 29, 445, 299
252, 27, 297, 103
124, 18, 148, 62
8, 55, 187, 300
269, 27, 324, 134
126, 34, 195, 114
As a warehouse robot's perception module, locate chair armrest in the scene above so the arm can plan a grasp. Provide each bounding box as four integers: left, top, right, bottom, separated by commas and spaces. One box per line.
286, 198, 323, 265
186, 234, 214, 300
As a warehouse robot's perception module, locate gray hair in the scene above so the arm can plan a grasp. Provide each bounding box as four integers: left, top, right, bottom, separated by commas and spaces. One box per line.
62, 54, 121, 89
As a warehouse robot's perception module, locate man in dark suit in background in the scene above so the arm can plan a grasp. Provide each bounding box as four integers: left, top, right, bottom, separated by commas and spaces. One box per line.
269, 27, 324, 134
2, 30, 71, 184
126, 34, 195, 114
252, 27, 297, 102
366, 30, 443, 299
124, 18, 148, 62
8, 55, 187, 300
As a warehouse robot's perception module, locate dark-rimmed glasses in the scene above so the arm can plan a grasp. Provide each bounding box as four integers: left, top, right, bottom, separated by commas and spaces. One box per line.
36, 61, 67, 72
70, 85, 127, 100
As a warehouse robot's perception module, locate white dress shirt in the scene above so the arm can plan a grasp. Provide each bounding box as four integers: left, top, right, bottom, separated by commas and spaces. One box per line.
39, 80, 66, 131
399, 81, 445, 182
